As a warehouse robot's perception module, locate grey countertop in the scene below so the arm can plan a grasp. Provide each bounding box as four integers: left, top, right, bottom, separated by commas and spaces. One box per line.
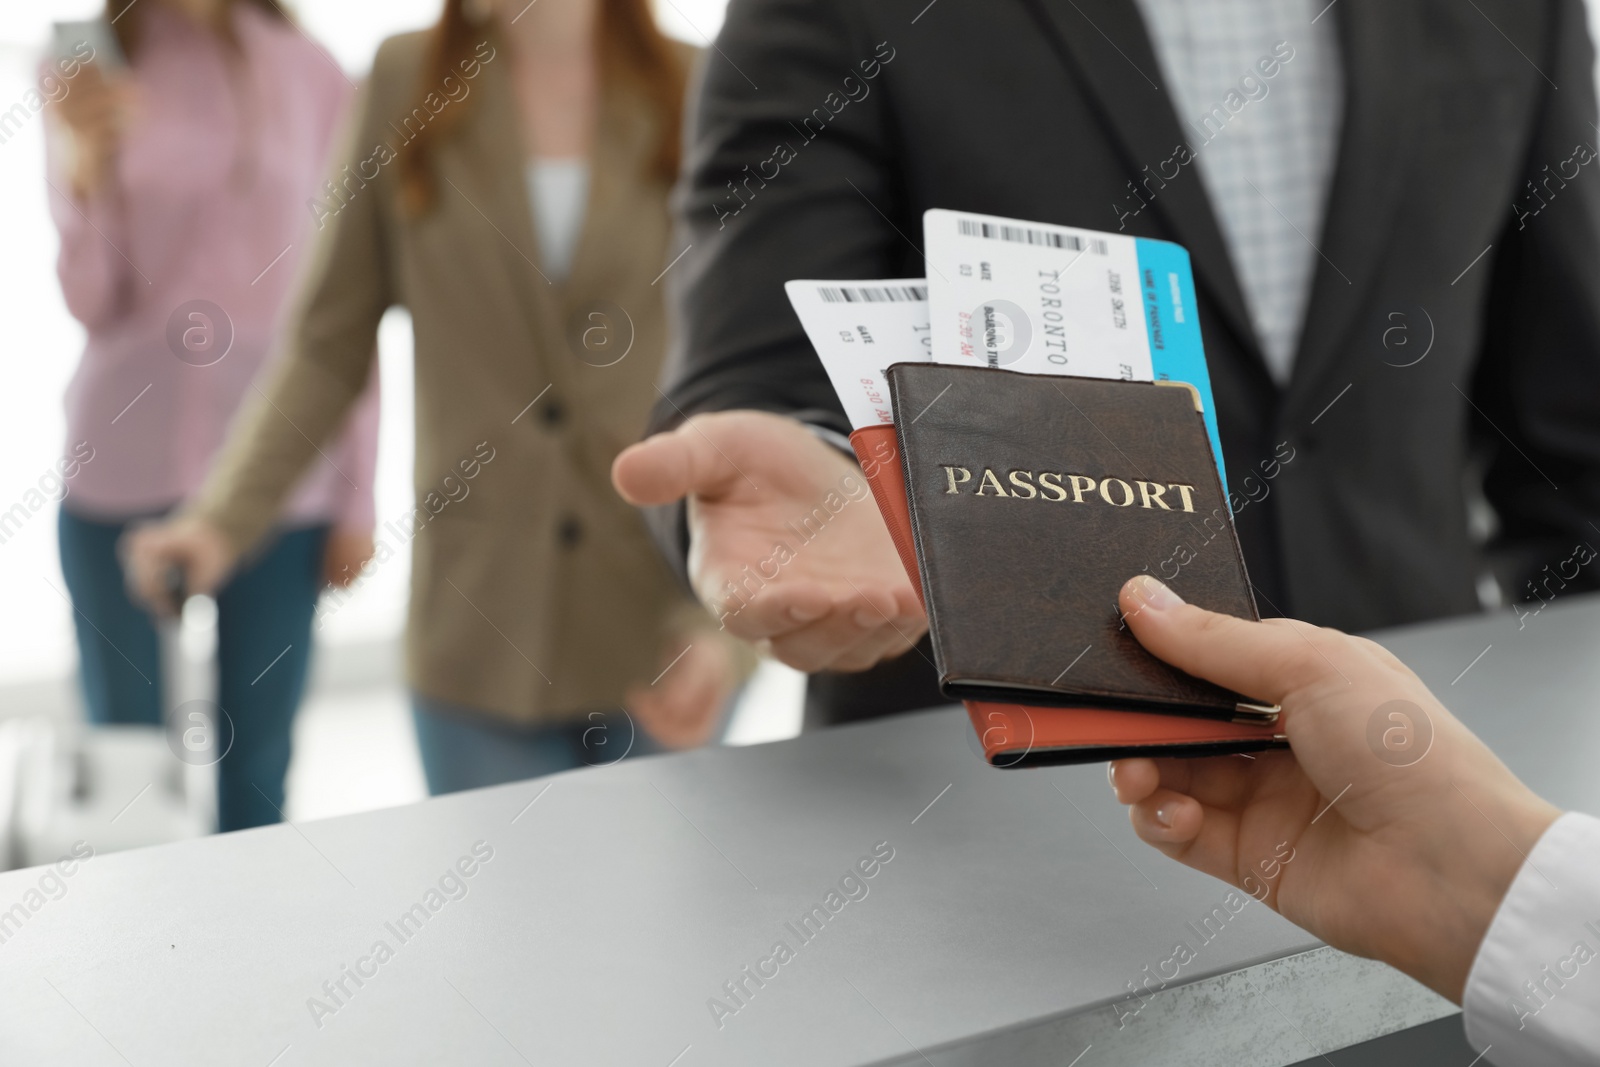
1, 595, 1594, 1066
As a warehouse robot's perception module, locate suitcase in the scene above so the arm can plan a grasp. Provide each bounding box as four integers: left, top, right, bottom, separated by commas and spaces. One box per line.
1, 596, 215, 871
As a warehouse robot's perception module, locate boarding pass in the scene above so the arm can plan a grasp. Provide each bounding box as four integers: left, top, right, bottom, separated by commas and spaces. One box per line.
783, 279, 932, 430
786, 213, 1227, 487
923, 209, 1226, 483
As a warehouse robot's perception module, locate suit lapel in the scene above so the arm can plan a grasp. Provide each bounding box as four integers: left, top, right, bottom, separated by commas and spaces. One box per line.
563, 82, 655, 296
1020, 0, 1265, 374
445, 42, 563, 330
1287, 0, 1421, 406
447, 50, 654, 307
439, 46, 666, 430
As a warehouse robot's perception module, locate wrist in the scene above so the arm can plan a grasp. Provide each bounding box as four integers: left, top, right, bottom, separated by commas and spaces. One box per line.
1393, 788, 1560, 1003
180, 507, 246, 568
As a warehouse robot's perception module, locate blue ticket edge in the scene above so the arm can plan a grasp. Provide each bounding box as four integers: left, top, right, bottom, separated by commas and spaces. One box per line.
1133, 236, 1230, 500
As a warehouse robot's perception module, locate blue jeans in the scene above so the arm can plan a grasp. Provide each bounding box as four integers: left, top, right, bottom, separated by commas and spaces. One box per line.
58, 506, 328, 832
411, 696, 667, 795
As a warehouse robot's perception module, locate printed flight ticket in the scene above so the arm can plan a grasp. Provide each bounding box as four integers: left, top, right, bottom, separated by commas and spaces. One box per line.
784, 278, 932, 430
921, 208, 1228, 484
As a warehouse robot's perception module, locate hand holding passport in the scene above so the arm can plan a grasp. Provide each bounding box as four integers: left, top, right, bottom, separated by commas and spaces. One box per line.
787, 210, 1286, 765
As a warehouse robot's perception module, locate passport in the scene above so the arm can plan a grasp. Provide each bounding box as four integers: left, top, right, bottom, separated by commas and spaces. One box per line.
849, 421, 1283, 766
886, 362, 1277, 725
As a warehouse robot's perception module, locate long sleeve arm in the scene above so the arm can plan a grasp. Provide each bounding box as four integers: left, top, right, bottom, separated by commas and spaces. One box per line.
313, 59, 381, 535
1463, 812, 1600, 1067
1470, 0, 1600, 598
654, 0, 905, 431
44, 119, 135, 331
327, 353, 381, 531
187, 67, 394, 555
644, 0, 907, 574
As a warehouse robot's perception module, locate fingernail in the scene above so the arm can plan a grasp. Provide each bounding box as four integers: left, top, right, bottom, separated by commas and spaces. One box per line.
1154, 804, 1174, 829
1134, 574, 1184, 611
1106, 762, 1117, 791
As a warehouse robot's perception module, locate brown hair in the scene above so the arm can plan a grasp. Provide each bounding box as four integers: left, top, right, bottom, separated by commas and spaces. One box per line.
104, 0, 290, 60
398, 0, 687, 216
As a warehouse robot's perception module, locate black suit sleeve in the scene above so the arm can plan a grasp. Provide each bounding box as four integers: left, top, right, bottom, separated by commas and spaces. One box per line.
1472, 0, 1600, 598
642, 0, 909, 574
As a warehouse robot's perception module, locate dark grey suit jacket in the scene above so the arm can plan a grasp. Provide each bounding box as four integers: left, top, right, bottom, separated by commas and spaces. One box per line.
650, 0, 1600, 721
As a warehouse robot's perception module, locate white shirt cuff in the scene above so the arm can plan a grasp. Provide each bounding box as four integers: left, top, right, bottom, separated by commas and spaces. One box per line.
1463, 811, 1600, 1067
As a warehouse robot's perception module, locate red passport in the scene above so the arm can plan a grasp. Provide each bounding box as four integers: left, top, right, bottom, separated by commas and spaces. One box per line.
851, 423, 1285, 767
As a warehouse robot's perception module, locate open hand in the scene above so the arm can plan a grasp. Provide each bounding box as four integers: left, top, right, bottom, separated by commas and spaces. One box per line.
613, 411, 925, 673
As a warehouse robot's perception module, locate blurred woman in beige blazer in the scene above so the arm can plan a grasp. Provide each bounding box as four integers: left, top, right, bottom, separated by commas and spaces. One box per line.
127, 0, 749, 792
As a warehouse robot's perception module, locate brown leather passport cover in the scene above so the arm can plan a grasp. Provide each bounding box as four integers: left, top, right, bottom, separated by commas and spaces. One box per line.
887, 363, 1266, 722
849, 423, 1283, 766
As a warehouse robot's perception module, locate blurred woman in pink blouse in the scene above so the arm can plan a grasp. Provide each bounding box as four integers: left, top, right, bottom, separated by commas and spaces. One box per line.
46, 0, 379, 831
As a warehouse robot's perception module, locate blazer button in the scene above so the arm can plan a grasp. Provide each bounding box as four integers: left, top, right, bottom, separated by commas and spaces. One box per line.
557, 515, 583, 548
542, 399, 566, 427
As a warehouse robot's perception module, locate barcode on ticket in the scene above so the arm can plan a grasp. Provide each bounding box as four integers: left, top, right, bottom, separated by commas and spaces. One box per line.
815, 284, 928, 304
956, 218, 1108, 255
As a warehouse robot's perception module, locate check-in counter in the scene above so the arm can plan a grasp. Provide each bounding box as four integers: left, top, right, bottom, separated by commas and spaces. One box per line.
2, 595, 1596, 1066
